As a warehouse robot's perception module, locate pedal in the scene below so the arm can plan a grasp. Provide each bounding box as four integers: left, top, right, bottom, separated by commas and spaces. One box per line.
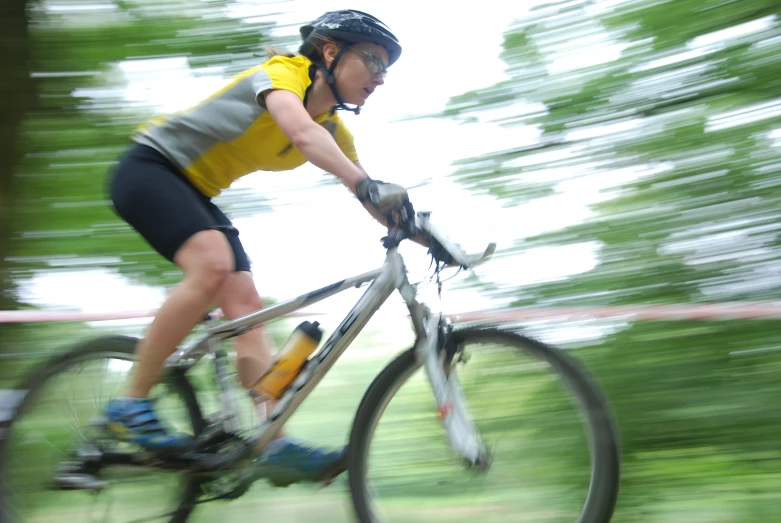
55, 473, 108, 491
317, 455, 348, 488
318, 475, 337, 488
54, 462, 107, 491
317, 466, 344, 488
77, 443, 103, 462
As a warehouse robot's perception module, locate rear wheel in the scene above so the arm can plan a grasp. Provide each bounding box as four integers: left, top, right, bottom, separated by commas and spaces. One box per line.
347, 327, 621, 523
0, 336, 205, 523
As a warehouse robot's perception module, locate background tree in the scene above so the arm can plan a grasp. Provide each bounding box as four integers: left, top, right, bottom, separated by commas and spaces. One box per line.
439, 0, 781, 519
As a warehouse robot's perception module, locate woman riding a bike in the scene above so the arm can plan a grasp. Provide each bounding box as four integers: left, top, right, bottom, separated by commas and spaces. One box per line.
105, 9, 418, 486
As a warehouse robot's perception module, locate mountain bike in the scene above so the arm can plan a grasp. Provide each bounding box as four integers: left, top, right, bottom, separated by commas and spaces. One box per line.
0, 211, 621, 523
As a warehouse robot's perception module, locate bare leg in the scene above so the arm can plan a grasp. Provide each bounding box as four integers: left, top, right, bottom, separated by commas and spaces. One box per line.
127, 229, 234, 398
214, 271, 282, 433
214, 272, 347, 485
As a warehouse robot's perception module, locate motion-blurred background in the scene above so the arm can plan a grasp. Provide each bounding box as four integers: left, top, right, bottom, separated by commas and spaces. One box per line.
1, 1, 780, 521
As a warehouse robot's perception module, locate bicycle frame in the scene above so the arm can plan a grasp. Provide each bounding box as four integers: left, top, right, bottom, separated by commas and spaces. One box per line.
164, 243, 486, 466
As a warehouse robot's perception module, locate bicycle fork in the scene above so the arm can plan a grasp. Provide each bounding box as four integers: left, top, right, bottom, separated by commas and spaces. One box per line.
417, 312, 491, 471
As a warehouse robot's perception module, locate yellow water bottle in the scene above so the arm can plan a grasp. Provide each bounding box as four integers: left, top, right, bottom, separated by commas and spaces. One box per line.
256, 321, 323, 399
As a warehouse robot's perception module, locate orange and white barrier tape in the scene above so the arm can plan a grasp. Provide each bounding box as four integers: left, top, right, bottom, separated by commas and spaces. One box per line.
1, 303, 781, 324
447, 303, 781, 322
0, 308, 314, 324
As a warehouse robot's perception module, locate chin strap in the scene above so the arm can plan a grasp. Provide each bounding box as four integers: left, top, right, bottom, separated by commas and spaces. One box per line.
316, 43, 362, 115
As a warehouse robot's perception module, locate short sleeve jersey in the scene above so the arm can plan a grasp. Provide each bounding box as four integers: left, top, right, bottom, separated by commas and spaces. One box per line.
132, 55, 359, 197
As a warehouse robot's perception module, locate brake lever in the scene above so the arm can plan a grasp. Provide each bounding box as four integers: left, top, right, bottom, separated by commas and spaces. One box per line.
415, 212, 495, 269
460, 242, 496, 268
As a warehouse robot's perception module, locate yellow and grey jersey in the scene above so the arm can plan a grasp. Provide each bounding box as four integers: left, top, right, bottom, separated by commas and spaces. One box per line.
133, 55, 359, 197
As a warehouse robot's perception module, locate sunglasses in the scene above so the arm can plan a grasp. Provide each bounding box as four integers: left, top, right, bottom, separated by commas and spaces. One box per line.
350, 48, 389, 78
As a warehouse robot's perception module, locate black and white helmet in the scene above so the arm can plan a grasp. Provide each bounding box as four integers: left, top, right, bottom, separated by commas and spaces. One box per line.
300, 10, 402, 65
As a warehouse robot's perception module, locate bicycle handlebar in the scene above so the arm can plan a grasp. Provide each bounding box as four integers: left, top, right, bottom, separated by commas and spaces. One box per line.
383, 210, 496, 270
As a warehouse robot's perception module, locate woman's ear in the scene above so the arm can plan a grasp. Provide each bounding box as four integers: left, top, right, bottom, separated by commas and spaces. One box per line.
322, 42, 340, 68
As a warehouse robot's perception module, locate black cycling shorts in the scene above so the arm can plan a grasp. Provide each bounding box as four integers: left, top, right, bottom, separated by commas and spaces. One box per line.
108, 143, 251, 272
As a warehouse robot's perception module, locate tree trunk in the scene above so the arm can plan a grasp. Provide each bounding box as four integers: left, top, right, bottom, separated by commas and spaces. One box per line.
0, 0, 34, 349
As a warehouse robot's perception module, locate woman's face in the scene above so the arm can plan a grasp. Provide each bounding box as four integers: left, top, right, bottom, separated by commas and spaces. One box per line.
324, 42, 390, 106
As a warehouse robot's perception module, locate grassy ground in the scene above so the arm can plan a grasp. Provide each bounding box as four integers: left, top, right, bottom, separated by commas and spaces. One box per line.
4, 322, 781, 522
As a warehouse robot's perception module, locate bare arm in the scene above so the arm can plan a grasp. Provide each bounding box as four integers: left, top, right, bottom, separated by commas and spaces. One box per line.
263, 89, 367, 193
263, 89, 428, 247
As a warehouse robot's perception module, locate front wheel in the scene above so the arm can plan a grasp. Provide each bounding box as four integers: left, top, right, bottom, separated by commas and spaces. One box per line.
347, 327, 621, 523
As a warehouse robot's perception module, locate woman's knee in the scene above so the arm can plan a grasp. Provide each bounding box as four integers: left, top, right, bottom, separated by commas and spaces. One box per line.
175, 229, 234, 293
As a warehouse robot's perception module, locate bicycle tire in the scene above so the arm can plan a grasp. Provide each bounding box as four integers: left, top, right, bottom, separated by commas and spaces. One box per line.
0, 336, 205, 523
347, 326, 621, 523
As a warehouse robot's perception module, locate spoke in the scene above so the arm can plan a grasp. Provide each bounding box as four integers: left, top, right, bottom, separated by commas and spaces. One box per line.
65, 394, 88, 442
94, 359, 109, 413
39, 434, 69, 457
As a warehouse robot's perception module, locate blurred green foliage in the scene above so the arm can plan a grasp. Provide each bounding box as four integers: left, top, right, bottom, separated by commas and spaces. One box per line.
0, 0, 34, 359
0, 0, 283, 356
15, 0, 278, 287
3, 0, 781, 521
441, 0, 781, 519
